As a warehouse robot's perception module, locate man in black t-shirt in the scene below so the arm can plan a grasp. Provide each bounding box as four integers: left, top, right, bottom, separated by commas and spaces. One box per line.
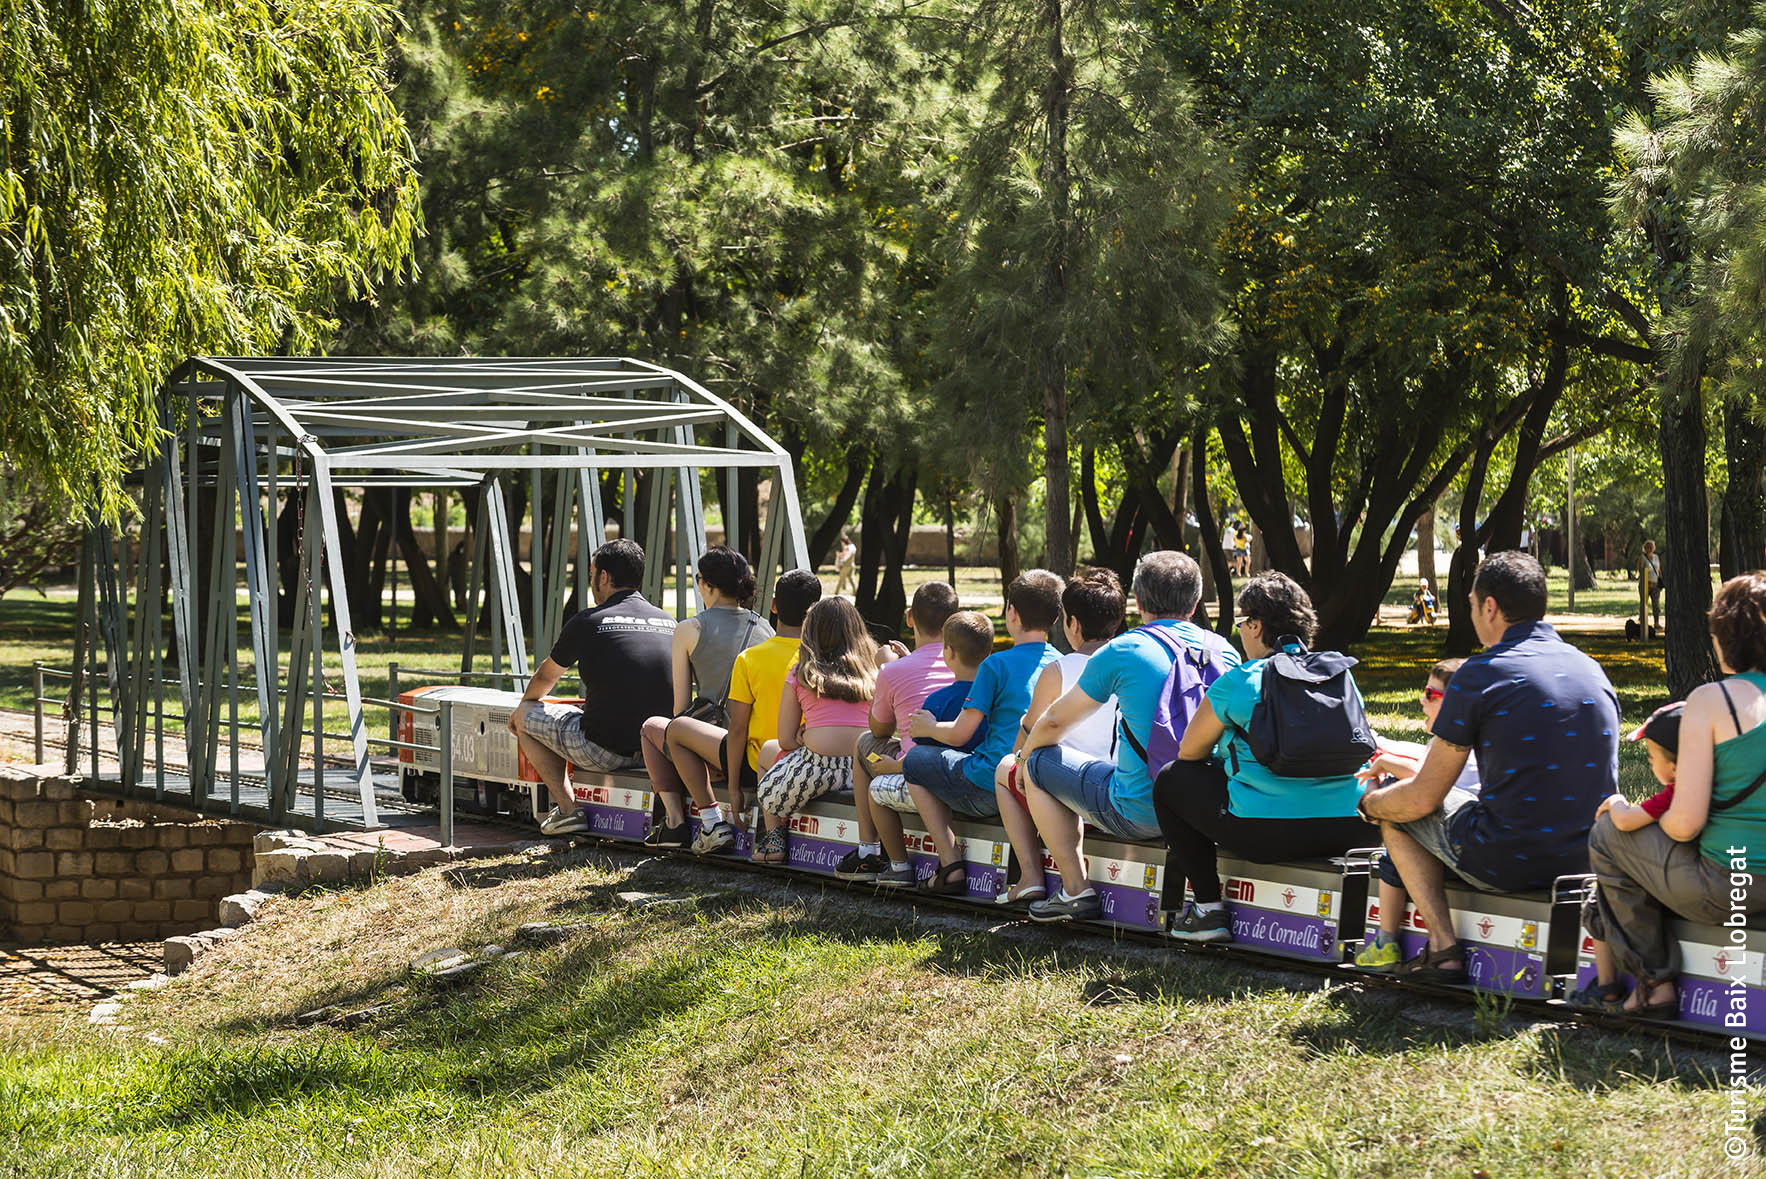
510, 538, 676, 834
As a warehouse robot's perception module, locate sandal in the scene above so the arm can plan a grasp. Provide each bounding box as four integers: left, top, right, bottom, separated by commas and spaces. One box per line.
1566, 980, 1626, 1013
1398, 942, 1469, 985
1624, 982, 1679, 1021
995, 881, 1048, 907
753, 826, 789, 865
919, 860, 967, 896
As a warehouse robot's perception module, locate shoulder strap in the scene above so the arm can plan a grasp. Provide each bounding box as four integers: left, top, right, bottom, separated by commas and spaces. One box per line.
1718, 680, 1744, 739
715, 614, 763, 709
1116, 626, 1176, 764
1711, 765, 1766, 814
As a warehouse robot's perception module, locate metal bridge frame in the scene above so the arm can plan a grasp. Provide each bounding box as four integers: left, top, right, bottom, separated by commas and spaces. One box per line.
71, 357, 809, 831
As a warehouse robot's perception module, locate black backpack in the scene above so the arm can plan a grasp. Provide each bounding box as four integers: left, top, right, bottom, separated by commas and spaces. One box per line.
1243, 636, 1378, 778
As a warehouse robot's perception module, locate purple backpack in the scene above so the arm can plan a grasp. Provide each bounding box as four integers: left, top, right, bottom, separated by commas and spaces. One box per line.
1116, 624, 1234, 780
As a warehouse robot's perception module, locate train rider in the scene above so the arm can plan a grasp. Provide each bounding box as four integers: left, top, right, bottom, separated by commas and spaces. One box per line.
1018, 551, 1240, 924
1358, 551, 1620, 984
509, 539, 677, 835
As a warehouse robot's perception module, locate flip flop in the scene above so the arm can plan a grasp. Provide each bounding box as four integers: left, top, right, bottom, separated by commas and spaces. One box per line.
995, 882, 1047, 907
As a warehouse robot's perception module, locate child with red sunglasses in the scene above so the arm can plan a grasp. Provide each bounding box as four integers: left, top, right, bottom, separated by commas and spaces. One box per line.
1353, 657, 1479, 970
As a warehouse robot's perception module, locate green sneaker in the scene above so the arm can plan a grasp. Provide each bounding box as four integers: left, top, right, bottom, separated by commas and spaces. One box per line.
1354, 938, 1402, 971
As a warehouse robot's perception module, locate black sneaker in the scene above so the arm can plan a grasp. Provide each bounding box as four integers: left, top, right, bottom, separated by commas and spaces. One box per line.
643, 820, 691, 849
1027, 890, 1103, 923
874, 864, 915, 887
1167, 902, 1233, 943
834, 850, 889, 881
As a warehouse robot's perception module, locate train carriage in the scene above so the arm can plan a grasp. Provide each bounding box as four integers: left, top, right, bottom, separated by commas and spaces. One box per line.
394, 682, 1766, 1041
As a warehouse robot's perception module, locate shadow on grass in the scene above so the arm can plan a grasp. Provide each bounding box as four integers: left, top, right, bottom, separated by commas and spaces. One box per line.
1284, 986, 1730, 1092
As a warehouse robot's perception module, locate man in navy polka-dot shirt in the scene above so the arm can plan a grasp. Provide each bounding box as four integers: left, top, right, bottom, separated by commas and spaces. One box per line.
1359, 551, 1620, 983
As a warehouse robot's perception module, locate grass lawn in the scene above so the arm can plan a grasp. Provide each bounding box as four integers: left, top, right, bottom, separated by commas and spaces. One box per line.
0, 848, 1748, 1177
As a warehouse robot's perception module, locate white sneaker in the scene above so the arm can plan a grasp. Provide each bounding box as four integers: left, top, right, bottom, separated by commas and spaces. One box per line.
540, 807, 589, 835
691, 820, 738, 855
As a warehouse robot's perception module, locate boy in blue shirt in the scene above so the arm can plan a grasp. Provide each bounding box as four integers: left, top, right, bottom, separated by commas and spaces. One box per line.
906, 571, 1063, 895
847, 610, 993, 886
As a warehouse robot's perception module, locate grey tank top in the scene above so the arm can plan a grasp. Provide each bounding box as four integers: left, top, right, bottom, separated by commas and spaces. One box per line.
690, 605, 773, 702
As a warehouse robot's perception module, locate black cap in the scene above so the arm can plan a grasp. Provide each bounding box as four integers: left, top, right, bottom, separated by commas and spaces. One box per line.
1627, 701, 1685, 755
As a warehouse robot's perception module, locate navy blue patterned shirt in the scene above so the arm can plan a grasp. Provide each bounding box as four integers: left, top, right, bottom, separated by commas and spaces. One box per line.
1432, 621, 1620, 890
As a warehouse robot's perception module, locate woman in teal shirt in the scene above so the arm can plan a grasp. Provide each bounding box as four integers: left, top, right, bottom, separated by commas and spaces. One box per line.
1154, 572, 1379, 942
1581, 572, 1766, 1017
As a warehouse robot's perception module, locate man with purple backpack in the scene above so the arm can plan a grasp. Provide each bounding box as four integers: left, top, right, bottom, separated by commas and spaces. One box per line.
1019, 551, 1240, 923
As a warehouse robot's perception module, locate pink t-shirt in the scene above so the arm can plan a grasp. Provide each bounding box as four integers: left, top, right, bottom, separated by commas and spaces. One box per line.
872, 641, 954, 754
785, 666, 872, 730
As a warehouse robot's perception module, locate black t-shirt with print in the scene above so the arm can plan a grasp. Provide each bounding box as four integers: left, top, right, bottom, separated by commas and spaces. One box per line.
548, 589, 676, 754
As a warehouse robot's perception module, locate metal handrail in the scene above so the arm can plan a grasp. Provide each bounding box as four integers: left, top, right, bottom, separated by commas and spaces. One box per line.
30, 658, 462, 844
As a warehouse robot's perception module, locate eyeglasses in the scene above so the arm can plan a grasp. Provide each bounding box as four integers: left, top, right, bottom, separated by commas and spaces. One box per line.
1236, 617, 1258, 630
1421, 686, 1446, 702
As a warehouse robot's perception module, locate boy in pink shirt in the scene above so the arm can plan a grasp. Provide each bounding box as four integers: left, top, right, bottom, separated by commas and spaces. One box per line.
836, 582, 961, 881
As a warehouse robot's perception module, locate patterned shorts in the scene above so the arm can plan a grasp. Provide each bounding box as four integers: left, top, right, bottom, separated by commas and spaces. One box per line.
868, 772, 915, 813
519, 701, 641, 773
756, 749, 852, 817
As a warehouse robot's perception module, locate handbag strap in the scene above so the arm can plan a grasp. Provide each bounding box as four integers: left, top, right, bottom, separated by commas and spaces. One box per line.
1711, 765, 1766, 814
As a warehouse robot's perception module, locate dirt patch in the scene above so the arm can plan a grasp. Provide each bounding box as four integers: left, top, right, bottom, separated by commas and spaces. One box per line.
0, 940, 159, 1015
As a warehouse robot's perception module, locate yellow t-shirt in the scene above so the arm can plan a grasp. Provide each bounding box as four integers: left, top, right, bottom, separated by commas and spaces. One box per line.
727, 635, 800, 771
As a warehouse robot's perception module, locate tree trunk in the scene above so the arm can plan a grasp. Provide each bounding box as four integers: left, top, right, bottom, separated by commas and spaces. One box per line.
1573, 536, 1597, 593
806, 448, 868, 569
1171, 445, 1191, 555
1080, 445, 1109, 563
944, 492, 957, 588
1038, 0, 1075, 581
1416, 507, 1437, 591
1191, 429, 1234, 637
1720, 398, 1766, 580
1660, 386, 1720, 694
856, 462, 916, 641
996, 492, 1020, 602
397, 489, 457, 630
1444, 435, 1497, 656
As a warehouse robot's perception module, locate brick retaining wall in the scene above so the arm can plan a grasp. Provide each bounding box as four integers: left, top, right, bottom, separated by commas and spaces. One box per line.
0, 764, 259, 944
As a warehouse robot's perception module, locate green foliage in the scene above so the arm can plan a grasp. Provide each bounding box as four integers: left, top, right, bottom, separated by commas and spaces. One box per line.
340, 0, 951, 460
0, 0, 420, 520
932, 1, 1233, 491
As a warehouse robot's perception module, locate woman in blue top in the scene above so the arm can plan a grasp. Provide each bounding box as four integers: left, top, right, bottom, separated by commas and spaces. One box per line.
1154, 572, 1378, 942
1577, 572, 1766, 1017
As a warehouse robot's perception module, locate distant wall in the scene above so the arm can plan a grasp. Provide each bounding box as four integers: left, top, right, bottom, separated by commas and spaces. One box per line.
0, 765, 259, 945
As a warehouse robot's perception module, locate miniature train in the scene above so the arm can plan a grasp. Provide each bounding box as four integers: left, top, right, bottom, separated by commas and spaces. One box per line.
396, 684, 1766, 1040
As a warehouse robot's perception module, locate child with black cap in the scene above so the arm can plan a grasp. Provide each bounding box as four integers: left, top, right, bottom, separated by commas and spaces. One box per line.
1568, 701, 1683, 1014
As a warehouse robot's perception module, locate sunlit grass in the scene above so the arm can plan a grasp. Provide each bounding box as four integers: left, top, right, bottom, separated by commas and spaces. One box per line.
0, 851, 1742, 1177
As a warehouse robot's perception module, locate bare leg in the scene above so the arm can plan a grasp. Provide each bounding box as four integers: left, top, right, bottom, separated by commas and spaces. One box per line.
640, 715, 688, 825
906, 782, 961, 867
1590, 939, 1619, 988
1023, 776, 1086, 893
994, 755, 1046, 899
1381, 822, 1461, 963
664, 717, 729, 810
1378, 880, 1407, 937
512, 702, 573, 813
852, 735, 878, 843
872, 799, 908, 863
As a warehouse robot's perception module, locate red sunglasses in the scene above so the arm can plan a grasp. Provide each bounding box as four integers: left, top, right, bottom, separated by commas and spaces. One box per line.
1421, 686, 1446, 702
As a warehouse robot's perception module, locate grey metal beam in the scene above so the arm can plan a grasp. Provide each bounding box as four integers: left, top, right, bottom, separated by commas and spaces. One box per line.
311, 458, 378, 826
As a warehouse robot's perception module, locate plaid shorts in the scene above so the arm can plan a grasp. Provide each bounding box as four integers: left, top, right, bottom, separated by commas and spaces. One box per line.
868, 772, 915, 813
520, 701, 641, 772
